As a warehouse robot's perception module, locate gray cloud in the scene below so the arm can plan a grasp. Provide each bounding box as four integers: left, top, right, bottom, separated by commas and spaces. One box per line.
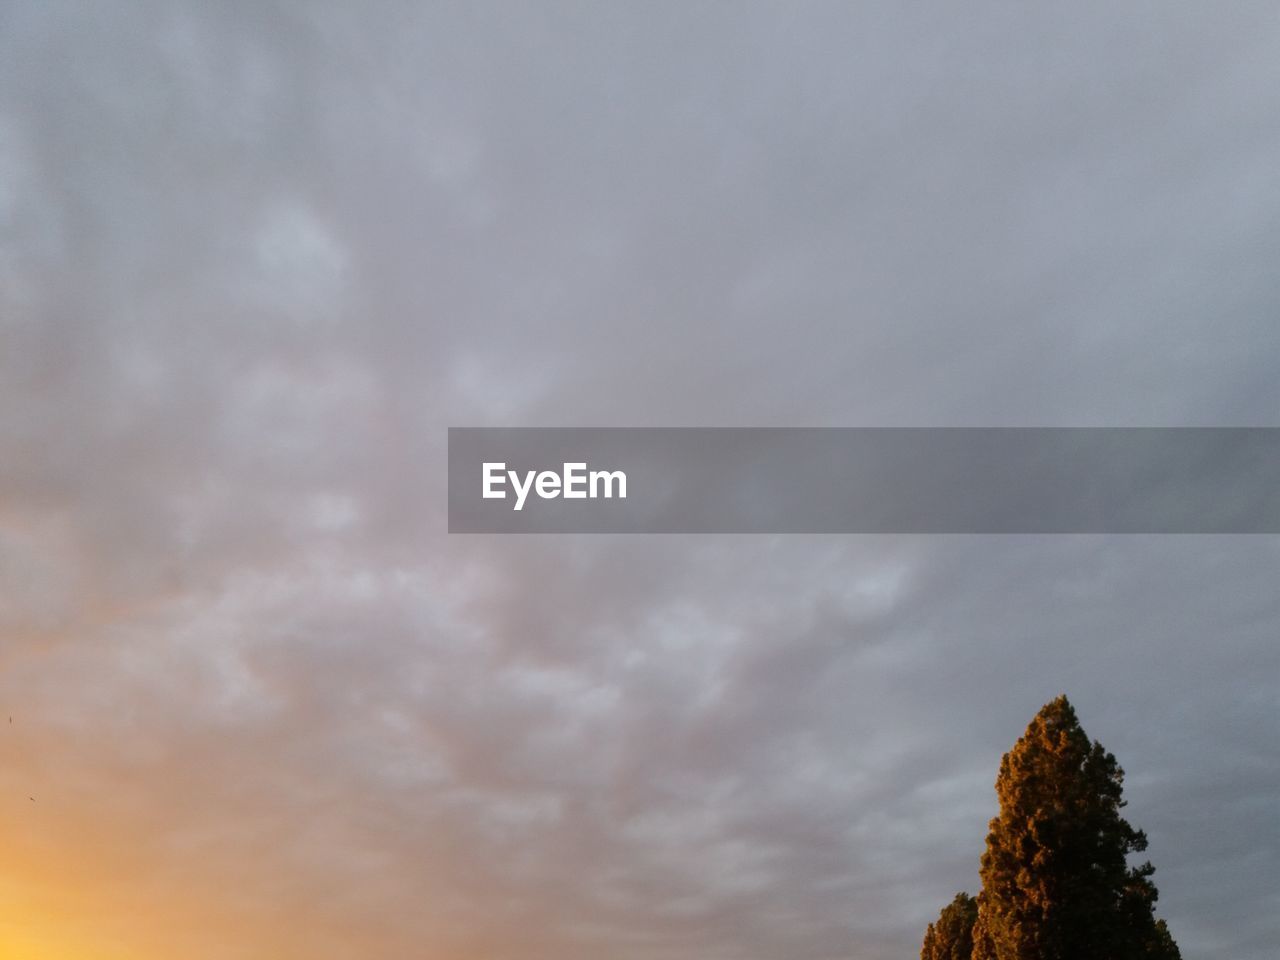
1, 2, 1278, 958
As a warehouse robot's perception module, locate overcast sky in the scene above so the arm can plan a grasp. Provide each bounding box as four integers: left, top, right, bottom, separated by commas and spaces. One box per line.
1, 2, 1278, 958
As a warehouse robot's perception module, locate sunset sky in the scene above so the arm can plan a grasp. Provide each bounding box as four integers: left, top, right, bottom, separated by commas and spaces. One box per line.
2, 2, 1279, 958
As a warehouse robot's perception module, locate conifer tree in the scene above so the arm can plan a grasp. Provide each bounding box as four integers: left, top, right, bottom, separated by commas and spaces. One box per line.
921, 892, 978, 960
971, 696, 1179, 960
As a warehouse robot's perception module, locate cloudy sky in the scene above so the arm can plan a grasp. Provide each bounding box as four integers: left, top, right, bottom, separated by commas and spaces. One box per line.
2, 2, 1279, 957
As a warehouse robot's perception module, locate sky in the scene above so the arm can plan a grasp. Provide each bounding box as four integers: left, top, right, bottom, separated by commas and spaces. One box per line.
1, 1, 1279, 958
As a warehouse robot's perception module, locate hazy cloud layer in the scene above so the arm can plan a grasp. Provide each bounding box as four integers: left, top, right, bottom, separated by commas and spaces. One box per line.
1, 2, 1278, 958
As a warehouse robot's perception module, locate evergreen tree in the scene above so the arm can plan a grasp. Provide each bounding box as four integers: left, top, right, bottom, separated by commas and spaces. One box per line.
921, 892, 978, 960
971, 696, 1178, 960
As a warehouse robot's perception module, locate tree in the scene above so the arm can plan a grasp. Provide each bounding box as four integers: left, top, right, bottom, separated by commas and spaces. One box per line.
971, 695, 1179, 960
921, 892, 978, 960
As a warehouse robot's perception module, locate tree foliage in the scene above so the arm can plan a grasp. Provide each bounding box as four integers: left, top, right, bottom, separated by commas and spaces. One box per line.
971, 696, 1178, 960
921, 892, 978, 960
921, 696, 1180, 960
